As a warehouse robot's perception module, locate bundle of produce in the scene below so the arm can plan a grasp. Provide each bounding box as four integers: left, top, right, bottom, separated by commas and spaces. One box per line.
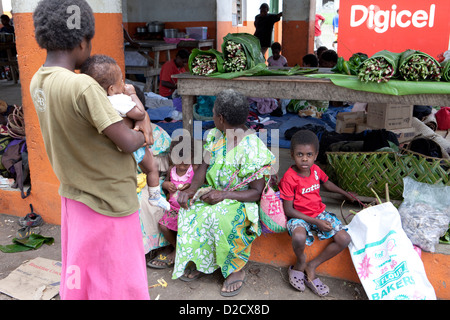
223, 41, 247, 72
188, 48, 224, 76
221, 33, 265, 72
191, 55, 218, 75
398, 49, 441, 81
440, 59, 450, 82
332, 53, 368, 75
357, 50, 401, 83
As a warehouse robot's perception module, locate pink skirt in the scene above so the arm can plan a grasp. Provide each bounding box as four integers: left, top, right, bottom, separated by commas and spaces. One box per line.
60, 197, 150, 300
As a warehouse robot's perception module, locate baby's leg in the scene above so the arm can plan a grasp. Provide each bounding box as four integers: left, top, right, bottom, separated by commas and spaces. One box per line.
139, 148, 170, 211
139, 148, 159, 187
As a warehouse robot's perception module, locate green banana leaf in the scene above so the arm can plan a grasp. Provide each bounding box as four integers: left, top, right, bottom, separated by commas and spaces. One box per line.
440, 59, 450, 82
222, 33, 266, 70
208, 63, 318, 79
188, 48, 225, 74
307, 73, 450, 96
0, 234, 54, 253
398, 49, 441, 81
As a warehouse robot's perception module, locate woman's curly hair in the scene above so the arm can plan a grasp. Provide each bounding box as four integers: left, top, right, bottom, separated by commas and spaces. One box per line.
214, 89, 249, 126
33, 0, 95, 51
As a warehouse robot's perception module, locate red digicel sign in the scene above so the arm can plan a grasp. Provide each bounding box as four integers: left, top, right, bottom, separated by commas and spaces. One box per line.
338, 0, 450, 60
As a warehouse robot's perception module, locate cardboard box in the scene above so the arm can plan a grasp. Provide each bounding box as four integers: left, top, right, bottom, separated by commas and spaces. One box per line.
356, 123, 374, 133
335, 119, 357, 133
367, 103, 413, 129
336, 111, 366, 123
390, 127, 416, 143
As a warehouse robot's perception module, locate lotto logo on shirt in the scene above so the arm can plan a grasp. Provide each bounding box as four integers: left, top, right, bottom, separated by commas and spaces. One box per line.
338, 0, 450, 60
302, 184, 320, 194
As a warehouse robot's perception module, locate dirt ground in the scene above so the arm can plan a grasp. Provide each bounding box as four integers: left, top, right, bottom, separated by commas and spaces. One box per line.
0, 213, 367, 302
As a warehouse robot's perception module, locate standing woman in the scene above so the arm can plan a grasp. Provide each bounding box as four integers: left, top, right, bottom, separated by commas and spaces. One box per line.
30, 0, 151, 299
254, 3, 282, 56
174, 89, 276, 297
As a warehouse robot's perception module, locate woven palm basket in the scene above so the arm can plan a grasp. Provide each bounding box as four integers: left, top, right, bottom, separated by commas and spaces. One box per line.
326, 149, 450, 200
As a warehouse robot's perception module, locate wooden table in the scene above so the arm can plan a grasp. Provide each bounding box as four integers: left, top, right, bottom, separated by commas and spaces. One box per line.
173, 70, 450, 136
0, 42, 18, 84
125, 41, 177, 92
177, 39, 214, 49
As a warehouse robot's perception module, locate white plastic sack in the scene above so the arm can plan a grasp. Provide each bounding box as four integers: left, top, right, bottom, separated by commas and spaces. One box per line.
347, 202, 436, 300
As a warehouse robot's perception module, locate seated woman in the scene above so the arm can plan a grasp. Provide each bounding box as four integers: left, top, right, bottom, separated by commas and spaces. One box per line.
174, 89, 276, 297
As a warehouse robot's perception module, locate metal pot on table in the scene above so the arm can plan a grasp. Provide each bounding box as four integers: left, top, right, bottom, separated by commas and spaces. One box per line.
147, 21, 165, 33
163, 29, 178, 38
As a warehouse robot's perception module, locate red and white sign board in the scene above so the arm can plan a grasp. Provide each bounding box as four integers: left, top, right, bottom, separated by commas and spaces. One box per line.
338, 1, 450, 60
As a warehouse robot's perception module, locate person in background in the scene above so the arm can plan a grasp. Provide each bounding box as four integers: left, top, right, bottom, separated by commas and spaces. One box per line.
0, 14, 14, 34
332, 9, 339, 50
30, 0, 151, 300
267, 42, 288, 67
254, 3, 282, 56
314, 13, 326, 51
316, 46, 327, 60
279, 130, 355, 297
159, 49, 189, 99
319, 49, 338, 68
302, 54, 319, 67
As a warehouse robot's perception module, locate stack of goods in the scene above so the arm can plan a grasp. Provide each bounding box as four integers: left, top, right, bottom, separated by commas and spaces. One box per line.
398, 50, 441, 81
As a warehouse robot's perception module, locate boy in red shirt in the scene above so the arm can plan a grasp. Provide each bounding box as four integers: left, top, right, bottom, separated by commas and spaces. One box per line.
279, 130, 355, 297
159, 49, 189, 98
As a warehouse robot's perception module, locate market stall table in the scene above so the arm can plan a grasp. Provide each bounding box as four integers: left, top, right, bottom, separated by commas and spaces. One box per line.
173, 70, 450, 136
125, 40, 177, 92
0, 42, 18, 83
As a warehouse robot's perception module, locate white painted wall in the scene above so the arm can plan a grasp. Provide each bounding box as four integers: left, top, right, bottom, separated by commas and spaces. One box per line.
125, 0, 216, 22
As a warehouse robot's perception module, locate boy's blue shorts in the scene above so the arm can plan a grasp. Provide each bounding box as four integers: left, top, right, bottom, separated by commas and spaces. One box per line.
287, 211, 347, 246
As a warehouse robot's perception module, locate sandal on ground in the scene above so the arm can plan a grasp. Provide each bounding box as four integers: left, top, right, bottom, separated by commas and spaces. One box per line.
16, 226, 40, 240
220, 275, 246, 297
18, 204, 44, 227
179, 265, 202, 282
305, 277, 329, 297
288, 266, 305, 292
147, 254, 174, 269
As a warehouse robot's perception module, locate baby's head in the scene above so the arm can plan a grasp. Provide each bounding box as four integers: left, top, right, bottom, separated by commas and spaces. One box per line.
290, 130, 319, 172
80, 54, 124, 96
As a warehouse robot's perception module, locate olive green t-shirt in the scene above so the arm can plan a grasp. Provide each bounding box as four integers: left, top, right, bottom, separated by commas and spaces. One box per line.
30, 66, 139, 217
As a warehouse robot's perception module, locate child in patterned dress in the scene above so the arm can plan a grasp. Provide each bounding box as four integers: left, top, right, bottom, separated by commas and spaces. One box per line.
147, 138, 197, 268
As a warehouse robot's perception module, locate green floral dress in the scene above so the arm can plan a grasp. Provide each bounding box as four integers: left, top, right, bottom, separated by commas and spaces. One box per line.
172, 128, 276, 279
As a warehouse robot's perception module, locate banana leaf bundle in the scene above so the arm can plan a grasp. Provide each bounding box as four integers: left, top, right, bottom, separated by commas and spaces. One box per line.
221, 33, 265, 72
398, 49, 441, 81
440, 59, 450, 82
357, 50, 401, 83
188, 48, 225, 76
